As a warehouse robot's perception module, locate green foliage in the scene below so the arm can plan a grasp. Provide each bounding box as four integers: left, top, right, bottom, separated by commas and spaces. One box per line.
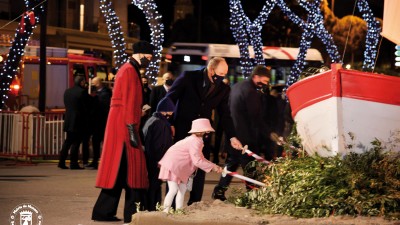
156, 203, 187, 215
231, 142, 400, 219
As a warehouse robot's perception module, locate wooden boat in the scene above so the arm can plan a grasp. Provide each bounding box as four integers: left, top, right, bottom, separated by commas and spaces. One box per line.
286, 64, 400, 157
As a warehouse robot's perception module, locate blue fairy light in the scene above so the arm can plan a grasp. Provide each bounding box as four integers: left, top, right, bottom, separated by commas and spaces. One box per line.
0, 0, 43, 108
131, 0, 164, 84
100, 0, 128, 70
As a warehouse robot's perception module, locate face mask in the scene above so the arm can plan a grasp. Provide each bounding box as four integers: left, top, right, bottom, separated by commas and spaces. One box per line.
165, 79, 174, 86
262, 85, 269, 93
256, 82, 269, 93
143, 83, 148, 88
140, 57, 150, 68
256, 81, 264, 88
91, 86, 97, 92
203, 132, 211, 139
212, 74, 224, 85
163, 114, 174, 124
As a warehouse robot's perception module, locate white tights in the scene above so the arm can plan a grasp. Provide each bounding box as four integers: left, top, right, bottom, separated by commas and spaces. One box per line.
163, 181, 187, 212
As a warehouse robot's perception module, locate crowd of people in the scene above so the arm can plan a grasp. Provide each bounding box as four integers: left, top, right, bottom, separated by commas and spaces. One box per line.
57, 40, 292, 224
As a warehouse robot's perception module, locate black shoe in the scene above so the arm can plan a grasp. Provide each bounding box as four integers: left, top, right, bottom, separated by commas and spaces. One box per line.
85, 163, 98, 169
70, 164, 85, 170
212, 187, 227, 201
57, 164, 69, 169
92, 216, 122, 222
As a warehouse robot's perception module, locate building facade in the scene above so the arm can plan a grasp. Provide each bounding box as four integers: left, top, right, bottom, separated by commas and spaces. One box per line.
0, 0, 137, 63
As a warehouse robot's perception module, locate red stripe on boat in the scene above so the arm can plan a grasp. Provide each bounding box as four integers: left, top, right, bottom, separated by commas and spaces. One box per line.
287, 64, 400, 117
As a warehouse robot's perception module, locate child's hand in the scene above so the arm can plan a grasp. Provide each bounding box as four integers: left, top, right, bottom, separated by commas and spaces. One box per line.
213, 165, 223, 173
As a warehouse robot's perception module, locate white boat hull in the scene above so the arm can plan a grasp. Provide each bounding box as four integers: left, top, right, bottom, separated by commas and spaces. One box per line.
287, 64, 400, 156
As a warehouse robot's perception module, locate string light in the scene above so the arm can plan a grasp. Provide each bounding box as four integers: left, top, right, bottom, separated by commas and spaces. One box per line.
357, 0, 381, 71
0, 0, 381, 107
100, 0, 128, 70
229, 0, 341, 80
0, 0, 43, 109
229, 0, 252, 77
100, 0, 164, 84
229, 0, 276, 77
131, 0, 164, 84
285, 0, 342, 87
285, 0, 319, 88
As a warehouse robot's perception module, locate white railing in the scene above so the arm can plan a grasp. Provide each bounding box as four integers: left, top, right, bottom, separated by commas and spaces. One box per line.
0, 111, 65, 161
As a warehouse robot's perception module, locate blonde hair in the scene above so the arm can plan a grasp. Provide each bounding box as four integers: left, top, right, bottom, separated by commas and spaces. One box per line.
207, 57, 226, 70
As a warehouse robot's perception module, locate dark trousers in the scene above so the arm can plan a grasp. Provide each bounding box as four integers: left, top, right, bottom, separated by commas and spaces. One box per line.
215, 139, 255, 190
92, 149, 147, 223
82, 126, 105, 165
147, 164, 162, 211
82, 133, 91, 164
59, 131, 82, 166
90, 127, 105, 165
212, 119, 224, 164
187, 135, 211, 205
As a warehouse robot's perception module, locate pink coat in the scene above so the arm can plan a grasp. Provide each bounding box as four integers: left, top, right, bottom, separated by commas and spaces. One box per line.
158, 134, 215, 183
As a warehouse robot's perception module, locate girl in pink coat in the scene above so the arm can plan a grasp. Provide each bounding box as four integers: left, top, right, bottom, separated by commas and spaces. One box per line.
158, 118, 222, 212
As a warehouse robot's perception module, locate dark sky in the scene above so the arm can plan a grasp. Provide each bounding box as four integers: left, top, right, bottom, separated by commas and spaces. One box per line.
331, 0, 383, 18
128, 0, 386, 44
128, 0, 275, 42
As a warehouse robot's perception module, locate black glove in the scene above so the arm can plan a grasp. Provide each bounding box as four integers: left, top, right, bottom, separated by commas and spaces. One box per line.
127, 124, 139, 148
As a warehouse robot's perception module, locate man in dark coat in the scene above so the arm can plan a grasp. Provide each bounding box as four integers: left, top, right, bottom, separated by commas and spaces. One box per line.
149, 72, 174, 114
142, 97, 175, 211
58, 75, 89, 170
212, 65, 271, 200
141, 75, 151, 106
92, 41, 154, 223
165, 57, 243, 205
85, 77, 112, 169
140, 75, 152, 142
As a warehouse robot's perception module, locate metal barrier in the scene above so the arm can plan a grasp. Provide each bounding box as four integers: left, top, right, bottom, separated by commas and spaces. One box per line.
0, 111, 65, 161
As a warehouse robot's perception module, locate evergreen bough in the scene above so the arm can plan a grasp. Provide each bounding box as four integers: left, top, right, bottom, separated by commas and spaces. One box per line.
231, 140, 400, 219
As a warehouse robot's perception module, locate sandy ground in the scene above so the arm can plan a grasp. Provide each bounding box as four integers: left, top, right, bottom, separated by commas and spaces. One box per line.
131, 200, 400, 225
1, 159, 399, 225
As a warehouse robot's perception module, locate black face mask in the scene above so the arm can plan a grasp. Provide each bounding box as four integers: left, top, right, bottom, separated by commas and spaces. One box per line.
165, 79, 174, 86
256, 82, 269, 93
143, 83, 148, 88
140, 57, 150, 68
161, 114, 173, 124
212, 74, 224, 85
203, 133, 211, 139
91, 86, 97, 93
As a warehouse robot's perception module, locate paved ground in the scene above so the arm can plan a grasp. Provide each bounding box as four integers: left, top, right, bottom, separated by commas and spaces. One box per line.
0, 159, 242, 225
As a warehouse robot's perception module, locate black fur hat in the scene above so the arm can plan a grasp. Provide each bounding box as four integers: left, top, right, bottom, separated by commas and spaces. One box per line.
133, 41, 155, 54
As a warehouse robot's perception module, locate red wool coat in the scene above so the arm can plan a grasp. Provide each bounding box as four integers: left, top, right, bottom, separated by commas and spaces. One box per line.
96, 60, 148, 189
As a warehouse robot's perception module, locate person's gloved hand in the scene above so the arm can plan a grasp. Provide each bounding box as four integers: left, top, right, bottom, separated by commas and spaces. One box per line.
126, 124, 139, 148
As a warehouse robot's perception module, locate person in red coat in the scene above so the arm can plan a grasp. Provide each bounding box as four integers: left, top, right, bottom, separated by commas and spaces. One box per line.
92, 40, 155, 223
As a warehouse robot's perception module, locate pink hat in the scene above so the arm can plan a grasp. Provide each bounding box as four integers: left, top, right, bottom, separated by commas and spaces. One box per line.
188, 118, 215, 133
